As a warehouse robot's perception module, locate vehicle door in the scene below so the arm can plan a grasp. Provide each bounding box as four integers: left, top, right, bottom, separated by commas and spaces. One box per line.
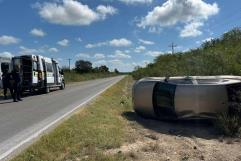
52, 62, 59, 84
46, 62, 54, 84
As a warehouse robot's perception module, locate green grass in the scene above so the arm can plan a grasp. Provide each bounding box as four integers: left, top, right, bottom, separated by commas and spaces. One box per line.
11, 76, 133, 161
64, 71, 118, 83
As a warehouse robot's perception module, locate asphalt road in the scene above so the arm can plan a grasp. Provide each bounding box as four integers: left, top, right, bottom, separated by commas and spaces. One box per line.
0, 76, 124, 160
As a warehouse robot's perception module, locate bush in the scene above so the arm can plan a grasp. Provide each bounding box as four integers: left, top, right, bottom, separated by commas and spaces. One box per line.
216, 113, 241, 137
75, 60, 93, 73
132, 28, 241, 80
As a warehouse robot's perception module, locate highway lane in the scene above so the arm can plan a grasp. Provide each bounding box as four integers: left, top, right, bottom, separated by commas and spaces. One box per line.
0, 76, 124, 160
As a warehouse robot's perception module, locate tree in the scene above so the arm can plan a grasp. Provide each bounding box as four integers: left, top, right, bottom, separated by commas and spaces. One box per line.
98, 65, 109, 73
93, 65, 109, 73
114, 68, 119, 74
75, 60, 92, 73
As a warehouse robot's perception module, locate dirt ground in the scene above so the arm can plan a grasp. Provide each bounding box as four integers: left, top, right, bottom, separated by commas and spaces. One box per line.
106, 111, 241, 161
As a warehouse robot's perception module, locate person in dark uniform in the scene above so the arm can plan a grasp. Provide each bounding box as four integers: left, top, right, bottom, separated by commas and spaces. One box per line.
11, 66, 22, 102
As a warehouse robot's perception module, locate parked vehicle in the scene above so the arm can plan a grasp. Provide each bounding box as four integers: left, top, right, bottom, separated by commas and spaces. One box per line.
0, 56, 12, 88
12, 55, 65, 93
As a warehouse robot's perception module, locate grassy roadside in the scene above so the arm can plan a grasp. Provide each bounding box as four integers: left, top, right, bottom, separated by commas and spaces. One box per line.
64, 71, 119, 84
11, 76, 133, 161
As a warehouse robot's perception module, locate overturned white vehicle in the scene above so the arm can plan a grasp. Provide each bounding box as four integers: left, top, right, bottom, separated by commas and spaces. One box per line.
133, 76, 241, 119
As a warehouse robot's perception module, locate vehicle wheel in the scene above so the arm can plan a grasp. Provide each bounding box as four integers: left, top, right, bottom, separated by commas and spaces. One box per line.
29, 88, 35, 95
45, 87, 50, 93
60, 82, 65, 90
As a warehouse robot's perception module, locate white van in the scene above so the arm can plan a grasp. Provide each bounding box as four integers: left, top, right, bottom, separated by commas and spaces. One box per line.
0, 56, 12, 88
37, 55, 65, 93
12, 55, 65, 93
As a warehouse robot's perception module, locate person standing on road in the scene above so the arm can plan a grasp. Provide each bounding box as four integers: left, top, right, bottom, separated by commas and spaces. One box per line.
11, 66, 22, 102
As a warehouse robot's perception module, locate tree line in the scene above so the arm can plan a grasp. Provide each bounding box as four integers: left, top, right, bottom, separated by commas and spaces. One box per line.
64, 60, 119, 74
132, 28, 241, 80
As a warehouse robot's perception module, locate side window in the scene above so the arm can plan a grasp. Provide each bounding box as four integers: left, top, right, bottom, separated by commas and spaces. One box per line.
153, 82, 177, 119
13, 59, 21, 68
33, 61, 38, 71
1, 63, 10, 72
46, 63, 53, 72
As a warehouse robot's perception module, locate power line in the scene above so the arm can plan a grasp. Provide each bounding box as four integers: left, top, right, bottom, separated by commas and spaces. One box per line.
168, 42, 177, 54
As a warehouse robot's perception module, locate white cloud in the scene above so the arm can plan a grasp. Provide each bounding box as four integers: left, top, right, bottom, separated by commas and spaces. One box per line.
94, 53, 105, 59
180, 21, 204, 37
196, 37, 214, 44
30, 28, 46, 37
18, 45, 52, 55
108, 50, 131, 59
19, 46, 44, 55
108, 59, 123, 65
0, 35, 20, 45
85, 38, 132, 48
134, 45, 146, 53
118, 0, 153, 5
108, 59, 136, 72
148, 26, 162, 34
109, 38, 132, 47
49, 47, 59, 52
93, 60, 108, 66
138, 0, 219, 37
138, 39, 155, 45
132, 60, 150, 68
96, 5, 118, 19
75, 53, 91, 59
36, 0, 117, 26
203, 37, 213, 42
0, 51, 14, 58
145, 50, 163, 57
85, 42, 108, 48
57, 39, 69, 46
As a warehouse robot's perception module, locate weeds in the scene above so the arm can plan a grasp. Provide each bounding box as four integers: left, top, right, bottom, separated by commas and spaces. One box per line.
11, 76, 133, 161
64, 71, 118, 83
216, 113, 241, 137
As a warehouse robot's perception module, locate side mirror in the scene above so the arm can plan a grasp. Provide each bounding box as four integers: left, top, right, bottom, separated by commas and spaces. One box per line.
60, 69, 64, 75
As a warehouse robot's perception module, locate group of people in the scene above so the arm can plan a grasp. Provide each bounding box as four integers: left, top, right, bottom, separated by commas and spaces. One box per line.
2, 66, 22, 102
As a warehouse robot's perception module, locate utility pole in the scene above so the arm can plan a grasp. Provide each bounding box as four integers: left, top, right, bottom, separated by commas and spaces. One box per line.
67, 58, 71, 72
168, 42, 177, 54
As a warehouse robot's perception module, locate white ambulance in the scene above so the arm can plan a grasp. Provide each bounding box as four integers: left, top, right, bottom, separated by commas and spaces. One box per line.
12, 55, 65, 93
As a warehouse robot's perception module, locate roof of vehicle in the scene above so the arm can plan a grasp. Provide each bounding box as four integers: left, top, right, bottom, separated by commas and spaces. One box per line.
138, 75, 241, 85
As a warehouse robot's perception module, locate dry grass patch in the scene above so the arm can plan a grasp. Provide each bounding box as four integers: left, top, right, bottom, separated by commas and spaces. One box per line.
11, 76, 133, 161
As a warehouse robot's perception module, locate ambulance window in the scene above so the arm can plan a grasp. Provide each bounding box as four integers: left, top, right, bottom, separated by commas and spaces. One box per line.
33, 61, 38, 71
13, 59, 21, 68
46, 63, 53, 72
1, 63, 10, 72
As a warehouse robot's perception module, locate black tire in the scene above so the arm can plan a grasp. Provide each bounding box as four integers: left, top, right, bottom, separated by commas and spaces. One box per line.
45, 87, 50, 93
60, 82, 65, 90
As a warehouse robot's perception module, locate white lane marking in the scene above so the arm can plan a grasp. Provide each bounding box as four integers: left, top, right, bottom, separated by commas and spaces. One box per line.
0, 76, 124, 161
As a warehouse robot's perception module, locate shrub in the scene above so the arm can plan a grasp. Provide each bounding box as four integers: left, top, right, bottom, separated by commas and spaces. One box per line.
216, 113, 241, 137
132, 28, 241, 80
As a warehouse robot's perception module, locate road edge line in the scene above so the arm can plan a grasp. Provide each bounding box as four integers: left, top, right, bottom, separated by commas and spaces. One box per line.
0, 76, 125, 161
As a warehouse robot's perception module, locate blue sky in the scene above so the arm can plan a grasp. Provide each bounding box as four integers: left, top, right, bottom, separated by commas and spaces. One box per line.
0, 0, 240, 72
